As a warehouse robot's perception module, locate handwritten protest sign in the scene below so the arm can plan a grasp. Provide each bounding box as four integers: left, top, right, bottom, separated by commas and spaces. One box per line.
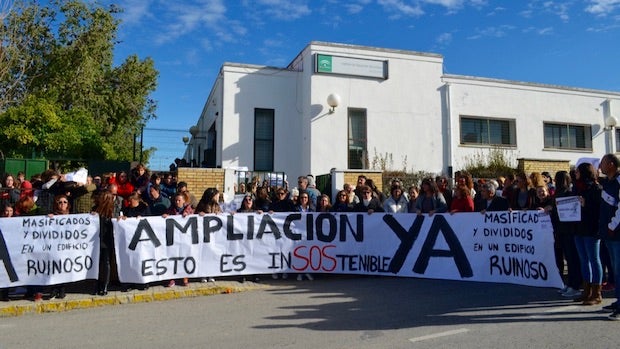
0, 214, 100, 287
555, 196, 581, 222
112, 212, 562, 288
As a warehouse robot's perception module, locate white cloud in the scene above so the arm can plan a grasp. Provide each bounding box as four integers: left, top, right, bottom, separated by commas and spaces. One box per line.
467, 25, 515, 39
377, 0, 425, 18
345, 4, 365, 14
154, 0, 244, 45
519, 1, 571, 22
586, 0, 620, 15
118, 0, 154, 25
436, 32, 453, 45
254, 0, 312, 20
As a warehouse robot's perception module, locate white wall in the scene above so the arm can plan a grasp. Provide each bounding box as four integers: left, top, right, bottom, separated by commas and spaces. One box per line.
220, 65, 302, 177
305, 43, 446, 176
444, 76, 620, 171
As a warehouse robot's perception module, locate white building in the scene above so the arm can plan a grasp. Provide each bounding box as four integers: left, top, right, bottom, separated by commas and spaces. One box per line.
185, 41, 620, 179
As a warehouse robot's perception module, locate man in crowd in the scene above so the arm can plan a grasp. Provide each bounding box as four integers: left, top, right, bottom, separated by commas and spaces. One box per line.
599, 154, 620, 320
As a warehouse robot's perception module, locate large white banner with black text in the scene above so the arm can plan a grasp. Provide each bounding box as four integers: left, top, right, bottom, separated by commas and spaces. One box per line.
112, 212, 563, 288
0, 214, 100, 287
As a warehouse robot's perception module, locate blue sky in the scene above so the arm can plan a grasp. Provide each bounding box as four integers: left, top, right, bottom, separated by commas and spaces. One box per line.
100, 0, 620, 170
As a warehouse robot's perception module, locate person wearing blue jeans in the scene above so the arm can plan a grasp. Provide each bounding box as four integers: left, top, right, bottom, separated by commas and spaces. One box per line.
571, 163, 602, 304
598, 153, 620, 320
574, 236, 602, 300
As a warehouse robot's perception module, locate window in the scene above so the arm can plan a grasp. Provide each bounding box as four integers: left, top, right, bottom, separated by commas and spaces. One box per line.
544, 123, 592, 150
254, 108, 274, 171
460, 116, 516, 146
348, 109, 367, 169
615, 128, 620, 152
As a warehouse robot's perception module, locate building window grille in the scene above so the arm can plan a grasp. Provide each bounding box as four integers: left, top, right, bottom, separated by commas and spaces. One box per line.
543, 122, 592, 150
254, 108, 274, 171
460, 116, 516, 146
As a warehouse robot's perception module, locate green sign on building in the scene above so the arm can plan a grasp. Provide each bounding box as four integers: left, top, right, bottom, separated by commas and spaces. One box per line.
317, 54, 332, 73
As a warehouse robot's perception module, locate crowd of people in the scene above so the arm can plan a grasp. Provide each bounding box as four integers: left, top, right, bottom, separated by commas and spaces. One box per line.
2, 155, 620, 322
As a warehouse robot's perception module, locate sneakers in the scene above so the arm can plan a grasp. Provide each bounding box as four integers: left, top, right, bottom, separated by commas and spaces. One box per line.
200, 278, 209, 283
603, 302, 618, 312
166, 280, 176, 287
557, 285, 569, 294
182, 278, 189, 286
50, 288, 65, 300
561, 287, 581, 298
608, 310, 620, 320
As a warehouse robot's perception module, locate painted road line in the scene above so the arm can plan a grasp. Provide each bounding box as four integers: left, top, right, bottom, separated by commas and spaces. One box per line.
408, 328, 469, 343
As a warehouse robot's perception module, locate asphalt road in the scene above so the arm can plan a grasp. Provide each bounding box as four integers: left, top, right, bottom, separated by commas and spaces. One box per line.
1, 276, 618, 349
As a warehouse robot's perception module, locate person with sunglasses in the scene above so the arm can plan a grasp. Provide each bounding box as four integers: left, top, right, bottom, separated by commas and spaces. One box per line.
331, 190, 352, 212
46, 195, 72, 300
269, 188, 295, 213
237, 194, 257, 213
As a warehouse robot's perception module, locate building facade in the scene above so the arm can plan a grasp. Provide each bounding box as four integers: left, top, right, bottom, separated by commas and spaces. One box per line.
185, 41, 620, 180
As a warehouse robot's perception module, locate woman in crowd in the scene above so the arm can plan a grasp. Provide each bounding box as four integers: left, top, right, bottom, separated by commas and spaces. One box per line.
533, 185, 553, 214
552, 171, 582, 298
269, 188, 295, 212
572, 162, 603, 305
407, 185, 419, 213
383, 185, 408, 213
450, 184, 474, 213
415, 178, 448, 215
316, 194, 332, 212
0, 174, 20, 206
254, 187, 271, 212
237, 194, 256, 213
48, 195, 72, 299
365, 178, 385, 203
110, 171, 134, 207
455, 171, 475, 198
123, 192, 151, 217
296, 192, 314, 212
130, 163, 150, 194
510, 171, 536, 210
353, 185, 384, 214
92, 191, 119, 295
196, 188, 222, 214
331, 190, 351, 212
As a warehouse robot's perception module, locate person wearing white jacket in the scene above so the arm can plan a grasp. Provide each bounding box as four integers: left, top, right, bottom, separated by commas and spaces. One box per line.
383, 185, 408, 213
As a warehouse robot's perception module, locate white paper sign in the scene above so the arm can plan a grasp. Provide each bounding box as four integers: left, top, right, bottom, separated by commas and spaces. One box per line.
556, 196, 581, 222
64, 167, 89, 184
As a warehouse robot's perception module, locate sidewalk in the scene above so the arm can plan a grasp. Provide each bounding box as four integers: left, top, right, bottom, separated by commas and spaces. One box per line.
0, 278, 268, 318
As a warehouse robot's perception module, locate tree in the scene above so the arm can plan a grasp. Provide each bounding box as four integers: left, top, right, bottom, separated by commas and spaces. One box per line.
0, 0, 158, 163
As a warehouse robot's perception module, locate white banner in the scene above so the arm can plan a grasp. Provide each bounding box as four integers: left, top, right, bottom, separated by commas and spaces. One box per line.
0, 214, 100, 287
113, 212, 563, 288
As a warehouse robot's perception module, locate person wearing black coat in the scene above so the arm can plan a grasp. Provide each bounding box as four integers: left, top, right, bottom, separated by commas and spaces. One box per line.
353, 185, 384, 214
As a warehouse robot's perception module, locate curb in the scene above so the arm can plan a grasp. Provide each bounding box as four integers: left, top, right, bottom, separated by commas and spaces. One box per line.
0, 282, 267, 318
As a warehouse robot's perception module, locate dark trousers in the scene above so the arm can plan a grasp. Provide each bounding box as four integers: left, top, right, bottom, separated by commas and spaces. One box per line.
560, 234, 582, 289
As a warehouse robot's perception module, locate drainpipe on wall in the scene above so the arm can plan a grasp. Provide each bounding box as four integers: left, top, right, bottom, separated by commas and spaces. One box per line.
444, 82, 453, 178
